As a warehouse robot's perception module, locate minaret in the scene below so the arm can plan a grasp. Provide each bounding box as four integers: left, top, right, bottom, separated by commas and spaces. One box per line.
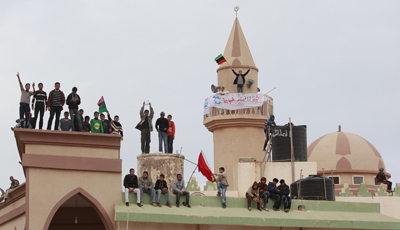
204, 17, 273, 191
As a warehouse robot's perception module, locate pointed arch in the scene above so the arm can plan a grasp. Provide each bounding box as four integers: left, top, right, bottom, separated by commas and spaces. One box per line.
43, 187, 113, 230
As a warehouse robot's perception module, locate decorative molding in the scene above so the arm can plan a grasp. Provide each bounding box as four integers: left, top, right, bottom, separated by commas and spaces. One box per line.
204, 116, 266, 132
22, 154, 122, 173
0, 183, 26, 211
0, 204, 25, 225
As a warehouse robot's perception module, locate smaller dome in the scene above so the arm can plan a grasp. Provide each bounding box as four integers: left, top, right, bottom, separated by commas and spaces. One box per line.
307, 130, 385, 173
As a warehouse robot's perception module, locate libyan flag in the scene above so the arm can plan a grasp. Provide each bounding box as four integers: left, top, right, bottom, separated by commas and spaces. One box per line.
97, 96, 107, 113
198, 152, 215, 182
214, 54, 226, 65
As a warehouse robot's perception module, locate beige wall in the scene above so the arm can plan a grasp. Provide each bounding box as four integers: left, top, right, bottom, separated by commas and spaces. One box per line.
0, 214, 25, 230
237, 162, 317, 197
25, 144, 118, 159
0, 197, 25, 218
334, 172, 376, 186
27, 168, 120, 229
336, 196, 400, 220
213, 126, 266, 191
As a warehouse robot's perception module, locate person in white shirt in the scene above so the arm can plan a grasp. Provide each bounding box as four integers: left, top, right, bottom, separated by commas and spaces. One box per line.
216, 86, 230, 95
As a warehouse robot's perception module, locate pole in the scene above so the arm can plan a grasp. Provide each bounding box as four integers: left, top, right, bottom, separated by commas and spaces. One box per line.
298, 169, 302, 199
186, 164, 198, 191
289, 118, 295, 183
331, 170, 335, 201
184, 158, 197, 166
201, 150, 216, 181
263, 87, 276, 96
322, 168, 327, 200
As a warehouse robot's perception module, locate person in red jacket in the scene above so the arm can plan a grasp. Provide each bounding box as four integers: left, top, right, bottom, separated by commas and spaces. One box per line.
167, 114, 175, 154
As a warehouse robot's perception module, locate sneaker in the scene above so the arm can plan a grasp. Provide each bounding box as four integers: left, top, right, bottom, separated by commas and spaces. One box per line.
126, 202, 129, 207
167, 204, 172, 208
262, 206, 269, 211
176, 204, 180, 208
140, 202, 143, 206
157, 203, 162, 207
284, 209, 290, 212
216, 193, 221, 197
257, 208, 262, 212
151, 202, 157, 207
222, 204, 226, 209
137, 203, 143, 207
248, 207, 251, 211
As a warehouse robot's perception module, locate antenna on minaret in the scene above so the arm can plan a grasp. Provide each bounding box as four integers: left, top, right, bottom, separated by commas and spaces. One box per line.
234, 6, 239, 17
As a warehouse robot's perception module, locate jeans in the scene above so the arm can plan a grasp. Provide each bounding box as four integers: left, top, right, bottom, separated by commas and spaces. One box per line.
33, 103, 45, 129
168, 135, 174, 153
139, 188, 155, 203
125, 188, 141, 204
217, 182, 227, 205
173, 190, 190, 205
141, 129, 151, 153
156, 189, 171, 205
158, 132, 168, 153
47, 106, 62, 130
281, 195, 291, 209
69, 108, 82, 131
269, 193, 281, 209
19, 103, 30, 128
237, 84, 244, 93
260, 191, 270, 207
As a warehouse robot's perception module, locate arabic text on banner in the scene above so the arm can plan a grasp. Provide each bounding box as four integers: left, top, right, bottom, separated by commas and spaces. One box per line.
204, 93, 263, 115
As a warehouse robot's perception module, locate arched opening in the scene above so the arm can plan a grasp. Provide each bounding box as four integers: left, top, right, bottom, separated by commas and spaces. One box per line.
49, 194, 105, 230
44, 188, 113, 230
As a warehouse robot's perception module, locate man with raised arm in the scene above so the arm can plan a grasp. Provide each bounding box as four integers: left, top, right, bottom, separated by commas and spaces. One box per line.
139, 102, 154, 154
213, 167, 229, 208
124, 168, 142, 207
31, 82, 47, 129
107, 111, 123, 139
173, 173, 191, 208
232, 69, 250, 94
16, 72, 35, 128
47, 82, 65, 130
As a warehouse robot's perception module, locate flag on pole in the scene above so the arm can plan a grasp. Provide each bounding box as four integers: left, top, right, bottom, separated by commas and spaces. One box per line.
198, 152, 215, 182
97, 96, 107, 113
214, 54, 226, 65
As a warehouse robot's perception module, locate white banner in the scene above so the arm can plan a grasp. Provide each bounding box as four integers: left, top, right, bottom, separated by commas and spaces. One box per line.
204, 93, 263, 115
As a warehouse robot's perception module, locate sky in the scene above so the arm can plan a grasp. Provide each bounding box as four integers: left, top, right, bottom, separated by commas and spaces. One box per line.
0, 1, 399, 191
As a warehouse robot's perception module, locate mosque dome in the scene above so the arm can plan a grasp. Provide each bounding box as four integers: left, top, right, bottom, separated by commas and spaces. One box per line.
307, 128, 385, 174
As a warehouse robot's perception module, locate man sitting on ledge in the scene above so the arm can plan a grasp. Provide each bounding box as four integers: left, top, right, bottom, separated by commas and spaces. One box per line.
375, 168, 393, 192
173, 173, 191, 208
0, 176, 20, 203
123, 168, 142, 207
155, 174, 172, 208
138, 171, 156, 206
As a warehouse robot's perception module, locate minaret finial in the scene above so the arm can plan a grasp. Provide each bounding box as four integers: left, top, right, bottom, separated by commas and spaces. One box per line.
234, 6, 239, 17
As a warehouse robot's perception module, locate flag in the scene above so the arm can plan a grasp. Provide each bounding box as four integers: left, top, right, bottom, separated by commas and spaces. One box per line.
198, 152, 215, 182
97, 96, 107, 113
214, 54, 226, 65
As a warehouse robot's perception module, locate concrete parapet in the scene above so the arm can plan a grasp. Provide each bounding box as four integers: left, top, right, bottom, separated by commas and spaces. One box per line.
137, 153, 185, 191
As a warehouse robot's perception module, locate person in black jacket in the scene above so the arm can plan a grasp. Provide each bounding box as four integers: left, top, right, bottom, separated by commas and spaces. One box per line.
31, 82, 47, 129
155, 112, 169, 153
124, 168, 142, 207
277, 179, 291, 212
66, 87, 82, 131
232, 69, 250, 93
258, 177, 269, 211
155, 174, 171, 207
100, 113, 112, 133
268, 178, 281, 211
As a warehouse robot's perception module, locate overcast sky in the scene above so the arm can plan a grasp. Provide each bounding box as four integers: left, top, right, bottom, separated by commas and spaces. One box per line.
1, 1, 399, 191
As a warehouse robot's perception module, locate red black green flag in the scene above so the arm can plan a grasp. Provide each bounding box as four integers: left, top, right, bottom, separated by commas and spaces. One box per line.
214, 54, 226, 65
97, 96, 107, 113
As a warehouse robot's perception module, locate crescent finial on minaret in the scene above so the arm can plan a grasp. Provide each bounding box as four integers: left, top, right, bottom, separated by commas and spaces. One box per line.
234, 6, 239, 17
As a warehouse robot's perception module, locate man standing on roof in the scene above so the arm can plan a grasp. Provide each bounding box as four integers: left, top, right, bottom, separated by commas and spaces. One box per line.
167, 114, 175, 154
16, 72, 35, 128
263, 114, 276, 151
66, 87, 82, 131
139, 102, 154, 154
47, 82, 65, 130
0, 176, 20, 203
232, 69, 250, 94
31, 82, 47, 129
107, 111, 123, 139
375, 168, 393, 192
156, 111, 169, 153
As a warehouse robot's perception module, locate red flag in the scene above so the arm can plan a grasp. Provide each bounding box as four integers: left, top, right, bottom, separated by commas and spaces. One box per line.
198, 152, 215, 182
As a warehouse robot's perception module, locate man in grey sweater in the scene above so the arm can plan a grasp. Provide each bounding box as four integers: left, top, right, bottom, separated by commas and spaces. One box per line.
213, 167, 229, 208
16, 72, 35, 128
173, 173, 191, 208
138, 171, 156, 206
